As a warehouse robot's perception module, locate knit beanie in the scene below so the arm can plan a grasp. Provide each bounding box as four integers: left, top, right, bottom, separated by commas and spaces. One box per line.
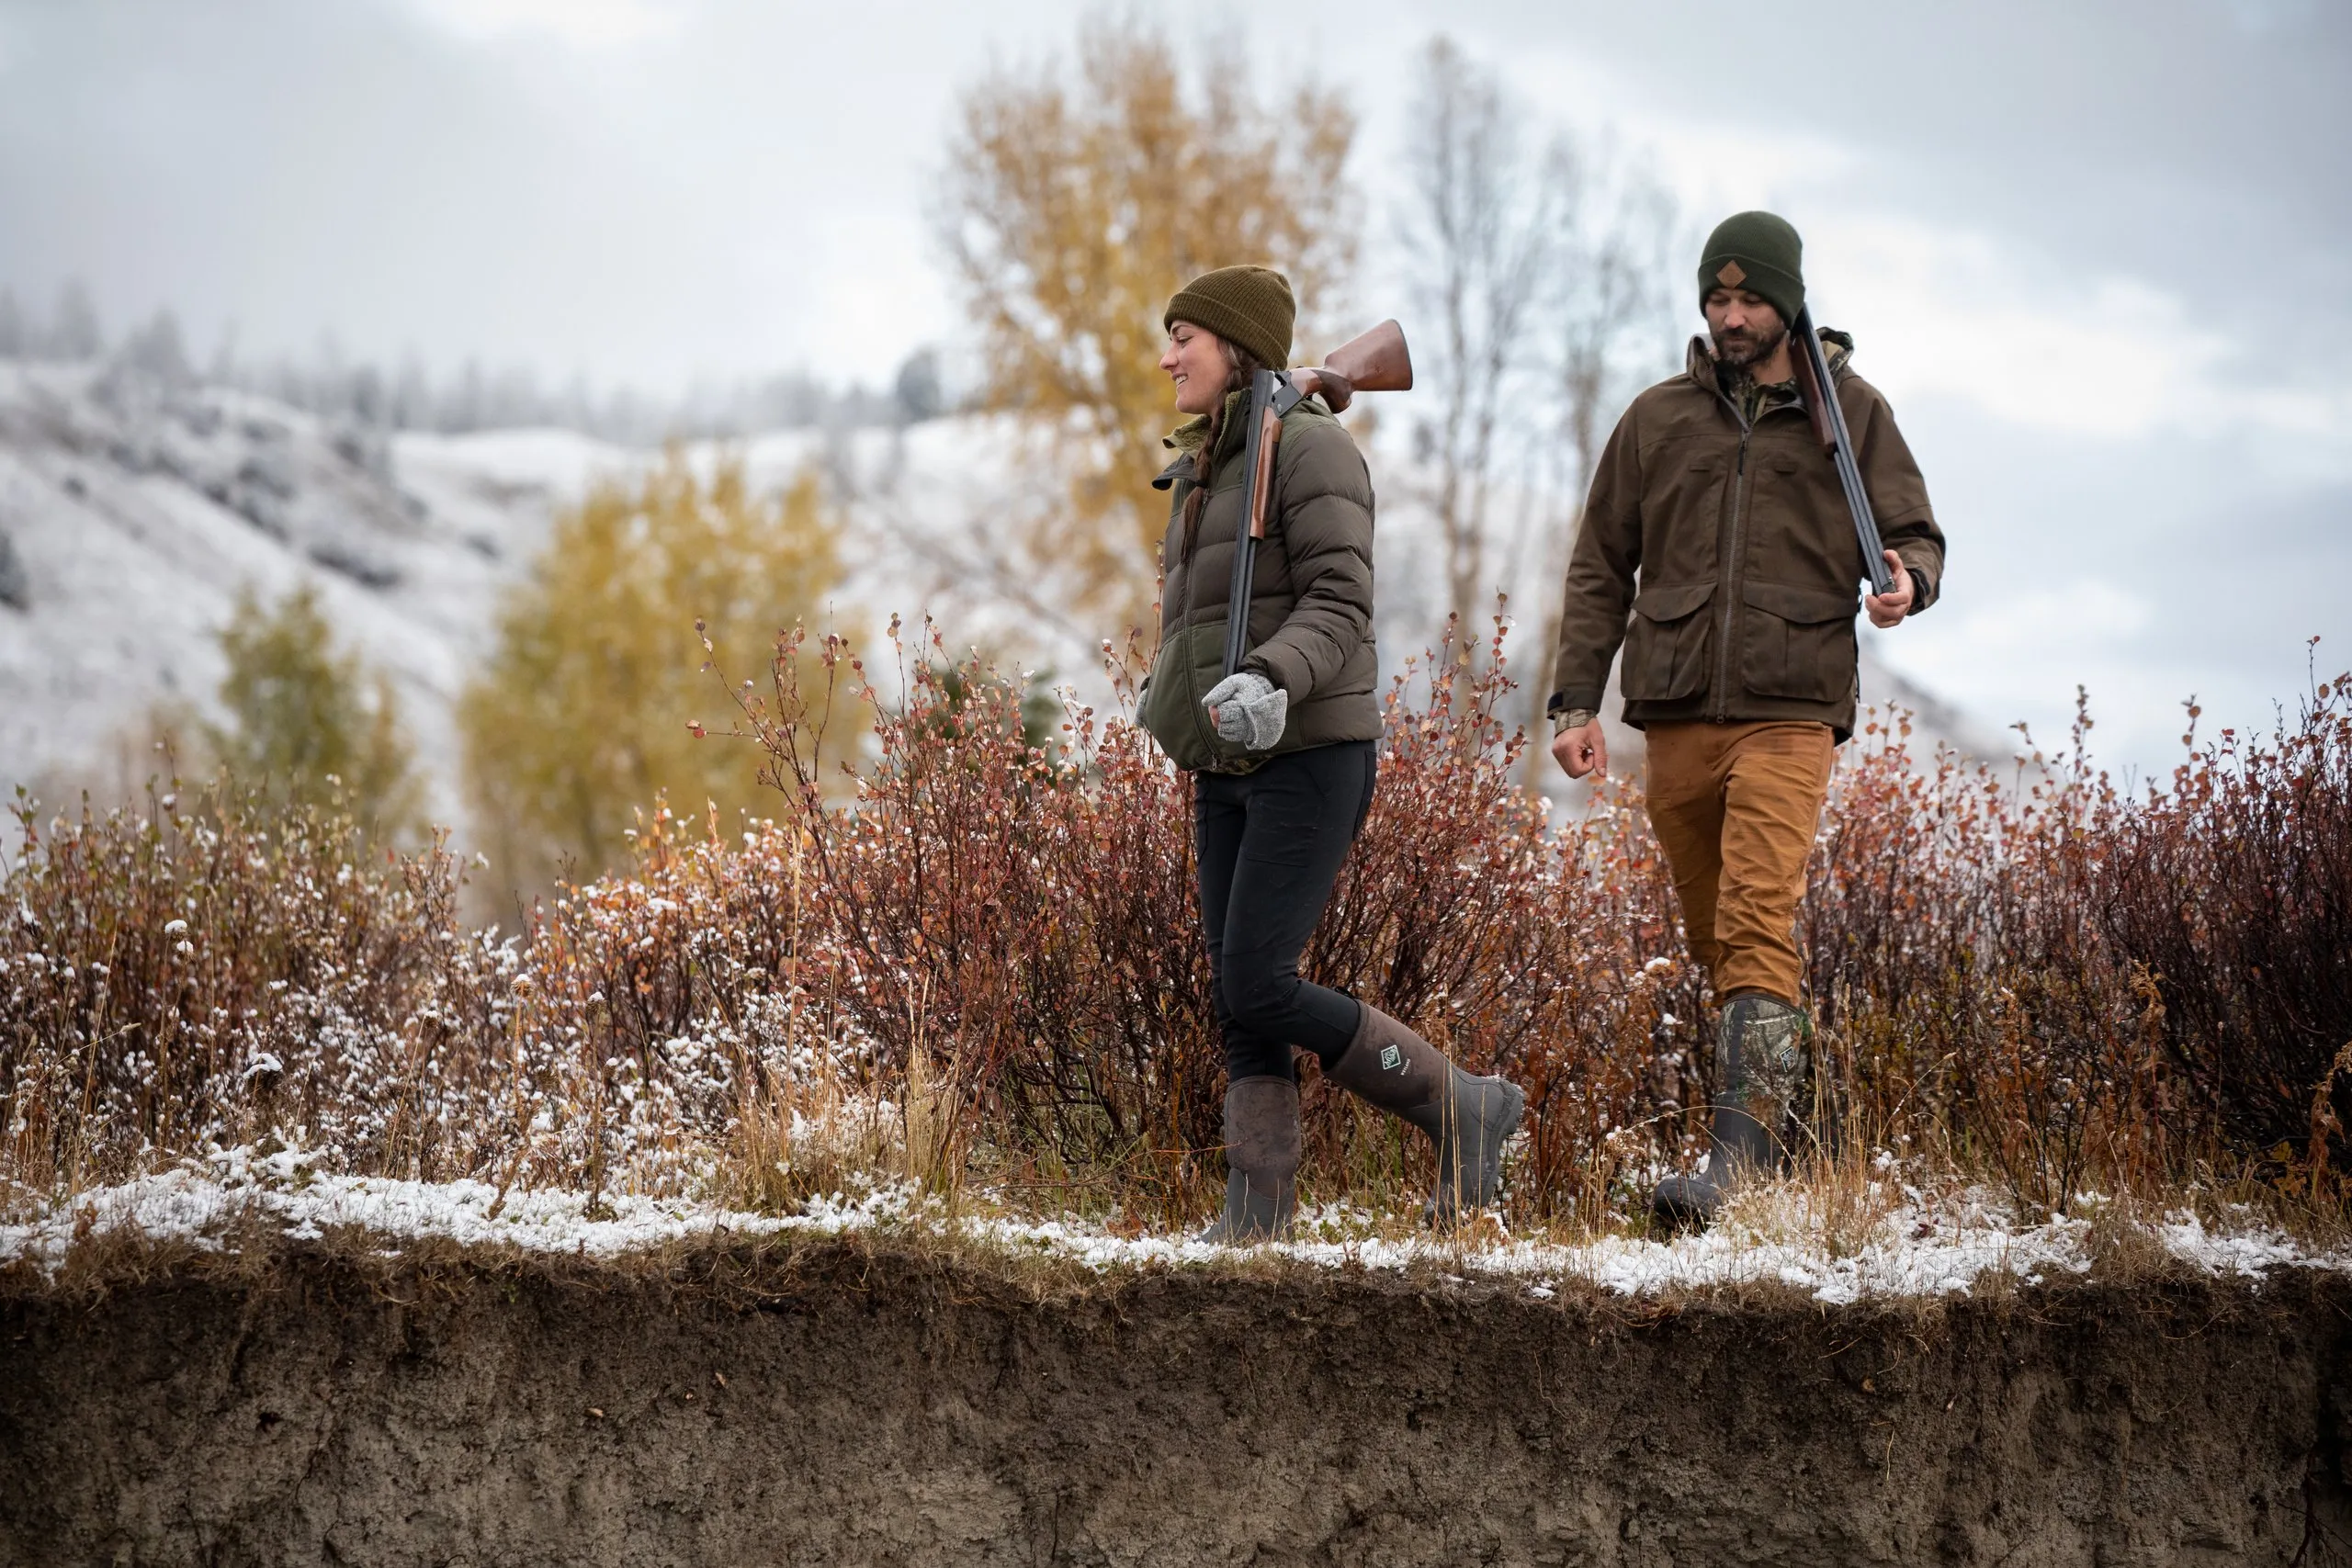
1698, 211, 1804, 329
1163, 265, 1295, 373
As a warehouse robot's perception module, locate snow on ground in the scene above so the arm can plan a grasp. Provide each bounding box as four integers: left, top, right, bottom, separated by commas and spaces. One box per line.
3, 1150, 2333, 1305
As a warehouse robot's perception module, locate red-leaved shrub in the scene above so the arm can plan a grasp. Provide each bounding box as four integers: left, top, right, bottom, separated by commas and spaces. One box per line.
6, 627, 2348, 1224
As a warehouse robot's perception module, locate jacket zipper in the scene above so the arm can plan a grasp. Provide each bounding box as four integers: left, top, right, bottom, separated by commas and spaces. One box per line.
1711, 387, 1751, 724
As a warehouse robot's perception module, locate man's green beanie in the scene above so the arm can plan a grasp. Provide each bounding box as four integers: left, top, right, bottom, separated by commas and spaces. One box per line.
1164, 265, 1295, 373
1698, 211, 1804, 328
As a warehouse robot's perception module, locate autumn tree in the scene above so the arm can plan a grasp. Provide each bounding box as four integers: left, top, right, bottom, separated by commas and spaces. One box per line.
938, 21, 1357, 629
205, 581, 423, 836
1390, 37, 1681, 765
1520, 133, 1684, 785
1399, 37, 1565, 651
459, 455, 842, 895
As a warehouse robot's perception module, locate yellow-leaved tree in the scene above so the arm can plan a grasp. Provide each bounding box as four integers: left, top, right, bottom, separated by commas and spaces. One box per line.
459, 454, 842, 897
939, 21, 1358, 630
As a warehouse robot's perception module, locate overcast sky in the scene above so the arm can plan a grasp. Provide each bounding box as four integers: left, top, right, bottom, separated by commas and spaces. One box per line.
2, 0, 2346, 775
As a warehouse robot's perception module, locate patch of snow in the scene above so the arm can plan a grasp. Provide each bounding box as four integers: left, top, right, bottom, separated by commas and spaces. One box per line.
6, 1157, 2342, 1304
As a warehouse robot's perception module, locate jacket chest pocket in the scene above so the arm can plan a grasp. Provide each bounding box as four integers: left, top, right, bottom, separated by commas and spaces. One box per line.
1641, 453, 1729, 582
1738, 580, 1857, 703
1747, 448, 1859, 580
1621, 580, 1715, 702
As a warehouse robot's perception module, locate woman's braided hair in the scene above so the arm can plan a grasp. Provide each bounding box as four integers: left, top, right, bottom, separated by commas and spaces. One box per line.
1180, 336, 1268, 562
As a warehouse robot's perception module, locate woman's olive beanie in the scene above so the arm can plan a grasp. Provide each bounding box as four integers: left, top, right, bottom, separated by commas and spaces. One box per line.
1698, 210, 1804, 327
1164, 265, 1295, 373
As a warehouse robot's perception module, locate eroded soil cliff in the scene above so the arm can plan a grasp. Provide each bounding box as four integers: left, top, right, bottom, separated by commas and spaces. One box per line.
4, 1247, 2347, 1566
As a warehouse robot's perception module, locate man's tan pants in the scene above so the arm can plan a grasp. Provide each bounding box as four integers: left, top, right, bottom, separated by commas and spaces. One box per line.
1643, 721, 1836, 1007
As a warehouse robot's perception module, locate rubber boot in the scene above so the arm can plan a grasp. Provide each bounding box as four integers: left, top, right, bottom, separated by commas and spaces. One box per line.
1324, 1004, 1525, 1226
1653, 994, 1810, 1228
1195, 1076, 1302, 1245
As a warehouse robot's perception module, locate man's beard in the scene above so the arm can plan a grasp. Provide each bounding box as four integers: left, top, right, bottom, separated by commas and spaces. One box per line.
1712, 321, 1786, 371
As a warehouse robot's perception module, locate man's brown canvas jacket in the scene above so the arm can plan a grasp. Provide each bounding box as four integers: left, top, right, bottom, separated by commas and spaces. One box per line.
1549, 331, 1945, 742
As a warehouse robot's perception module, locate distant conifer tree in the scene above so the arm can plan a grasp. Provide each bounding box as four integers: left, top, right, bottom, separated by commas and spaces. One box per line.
46, 280, 103, 361
206, 581, 424, 837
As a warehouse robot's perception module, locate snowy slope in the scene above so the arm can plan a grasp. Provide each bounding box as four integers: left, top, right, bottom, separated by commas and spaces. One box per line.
0, 359, 628, 829
0, 358, 1996, 847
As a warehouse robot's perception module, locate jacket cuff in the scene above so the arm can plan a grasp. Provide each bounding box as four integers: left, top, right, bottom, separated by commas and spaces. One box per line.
1245, 644, 1308, 698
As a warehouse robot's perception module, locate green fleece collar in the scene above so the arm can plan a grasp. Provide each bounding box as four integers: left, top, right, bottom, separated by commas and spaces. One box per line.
1162, 388, 1250, 456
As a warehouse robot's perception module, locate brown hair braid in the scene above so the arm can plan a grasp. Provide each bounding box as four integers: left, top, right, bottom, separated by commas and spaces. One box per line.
1180, 336, 1267, 562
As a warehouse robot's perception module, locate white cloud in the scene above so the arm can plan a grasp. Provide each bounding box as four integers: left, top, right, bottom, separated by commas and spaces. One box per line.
1810, 213, 2352, 464
1492, 45, 1864, 224
400, 0, 681, 49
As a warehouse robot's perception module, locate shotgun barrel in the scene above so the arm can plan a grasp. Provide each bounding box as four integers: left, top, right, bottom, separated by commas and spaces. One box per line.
1223, 322, 1415, 678
1789, 306, 1897, 597
1222, 368, 1280, 678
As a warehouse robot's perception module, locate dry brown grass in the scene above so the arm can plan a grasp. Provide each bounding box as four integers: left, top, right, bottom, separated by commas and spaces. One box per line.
6, 626, 2349, 1245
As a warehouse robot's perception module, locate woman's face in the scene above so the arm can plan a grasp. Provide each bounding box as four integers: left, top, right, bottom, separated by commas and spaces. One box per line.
1159, 321, 1227, 416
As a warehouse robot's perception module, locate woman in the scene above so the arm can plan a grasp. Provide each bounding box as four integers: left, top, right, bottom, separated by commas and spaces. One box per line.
1142, 265, 1524, 1243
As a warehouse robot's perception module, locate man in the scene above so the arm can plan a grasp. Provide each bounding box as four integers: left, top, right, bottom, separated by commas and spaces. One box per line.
1546, 210, 1945, 1224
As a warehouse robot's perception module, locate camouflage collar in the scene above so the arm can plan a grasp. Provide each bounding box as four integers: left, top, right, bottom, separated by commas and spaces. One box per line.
1688, 329, 1854, 423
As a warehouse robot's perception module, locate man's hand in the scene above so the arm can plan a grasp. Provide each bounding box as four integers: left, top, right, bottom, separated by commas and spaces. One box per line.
1865, 549, 1915, 629
1550, 718, 1608, 781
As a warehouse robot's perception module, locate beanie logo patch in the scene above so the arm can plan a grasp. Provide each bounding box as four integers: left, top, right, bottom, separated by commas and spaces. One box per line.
1716, 261, 1747, 288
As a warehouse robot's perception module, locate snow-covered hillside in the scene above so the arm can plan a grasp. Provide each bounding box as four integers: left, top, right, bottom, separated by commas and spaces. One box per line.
0, 356, 1995, 845
0, 360, 615, 829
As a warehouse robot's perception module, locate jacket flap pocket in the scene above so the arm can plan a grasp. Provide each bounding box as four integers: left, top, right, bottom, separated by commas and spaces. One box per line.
1631, 580, 1716, 622
1743, 579, 1856, 625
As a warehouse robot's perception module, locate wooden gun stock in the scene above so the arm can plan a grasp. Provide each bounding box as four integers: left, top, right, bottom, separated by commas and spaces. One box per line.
1246, 399, 1280, 541
1285, 319, 1413, 413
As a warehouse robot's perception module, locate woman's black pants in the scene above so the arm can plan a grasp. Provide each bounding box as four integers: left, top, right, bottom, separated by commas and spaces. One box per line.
1193, 739, 1376, 1084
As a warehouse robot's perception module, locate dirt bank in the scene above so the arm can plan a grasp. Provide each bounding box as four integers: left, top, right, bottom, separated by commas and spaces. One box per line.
3, 1246, 2347, 1567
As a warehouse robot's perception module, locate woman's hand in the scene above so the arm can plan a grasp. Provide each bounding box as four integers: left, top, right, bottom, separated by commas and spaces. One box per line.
1204, 671, 1288, 749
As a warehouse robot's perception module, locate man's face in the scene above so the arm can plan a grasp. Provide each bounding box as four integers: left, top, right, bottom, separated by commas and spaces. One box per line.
1704, 288, 1786, 370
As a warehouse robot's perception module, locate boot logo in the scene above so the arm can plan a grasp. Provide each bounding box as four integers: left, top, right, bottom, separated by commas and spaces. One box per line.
1380, 1043, 1403, 1072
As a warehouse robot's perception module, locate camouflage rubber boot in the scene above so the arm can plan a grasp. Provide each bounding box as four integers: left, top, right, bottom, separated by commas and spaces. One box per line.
1196, 1076, 1302, 1245
1324, 1004, 1526, 1226
1653, 994, 1810, 1228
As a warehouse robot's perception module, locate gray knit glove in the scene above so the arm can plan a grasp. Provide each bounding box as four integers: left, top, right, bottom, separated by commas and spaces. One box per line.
1203, 671, 1288, 750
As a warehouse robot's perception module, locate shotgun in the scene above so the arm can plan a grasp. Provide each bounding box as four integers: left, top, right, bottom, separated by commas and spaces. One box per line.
1787, 306, 1897, 597
1222, 320, 1415, 678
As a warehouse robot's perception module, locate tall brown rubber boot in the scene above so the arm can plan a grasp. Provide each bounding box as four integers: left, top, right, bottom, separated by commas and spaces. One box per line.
1653, 994, 1810, 1228
1196, 1076, 1302, 1245
1323, 1004, 1524, 1225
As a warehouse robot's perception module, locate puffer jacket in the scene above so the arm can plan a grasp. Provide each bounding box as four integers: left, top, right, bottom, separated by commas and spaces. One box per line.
1151, 390, 1381, 751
